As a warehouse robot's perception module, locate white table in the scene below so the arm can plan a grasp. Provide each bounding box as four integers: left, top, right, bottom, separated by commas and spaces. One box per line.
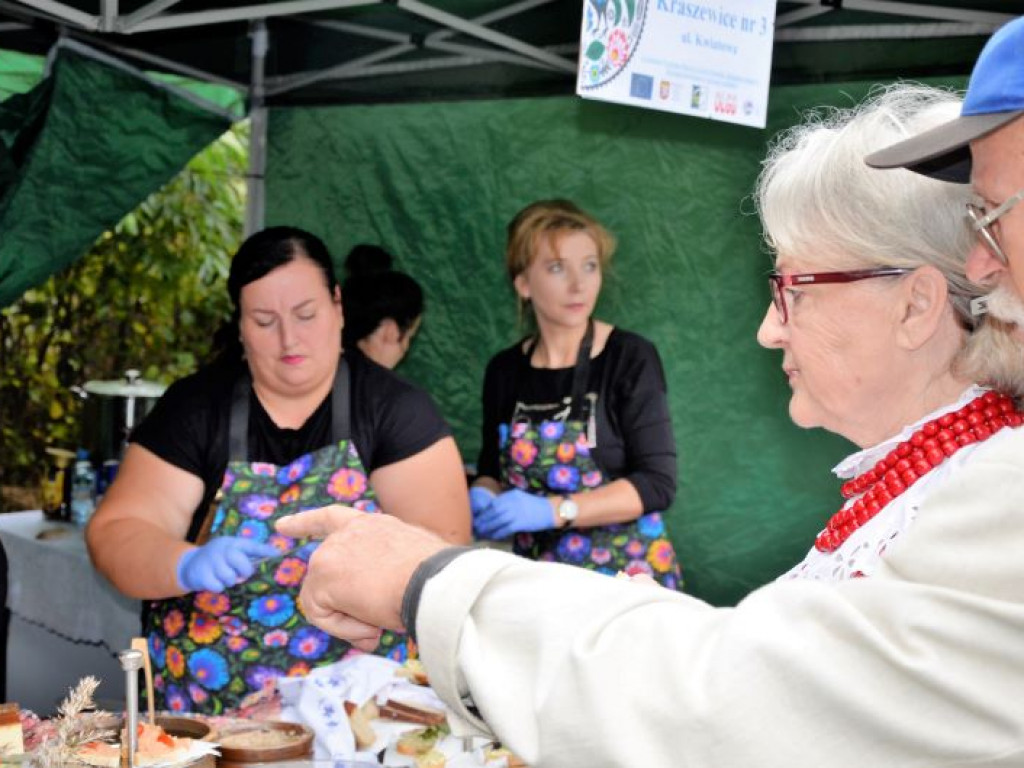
0, 510, 141, 714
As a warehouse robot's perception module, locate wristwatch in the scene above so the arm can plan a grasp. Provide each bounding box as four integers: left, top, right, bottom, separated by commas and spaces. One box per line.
557, 495, 579, 528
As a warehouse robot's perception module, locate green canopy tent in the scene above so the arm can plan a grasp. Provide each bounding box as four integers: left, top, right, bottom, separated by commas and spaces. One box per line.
0, 42, 237, 306
1, 0, 1021, 232
0, 0, 1018, 102
0, 2, 1020, 603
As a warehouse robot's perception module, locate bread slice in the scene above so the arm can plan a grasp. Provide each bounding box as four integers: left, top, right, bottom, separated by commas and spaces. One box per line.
377, 699, 446, 727
343, 700, 378, 750
396, 658, 429, 686
395, 727, 439, 757
484, 745, 528, 767
414, 747, 446, 768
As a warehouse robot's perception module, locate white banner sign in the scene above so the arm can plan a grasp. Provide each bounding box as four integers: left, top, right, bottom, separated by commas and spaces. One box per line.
576, 0, 777, 128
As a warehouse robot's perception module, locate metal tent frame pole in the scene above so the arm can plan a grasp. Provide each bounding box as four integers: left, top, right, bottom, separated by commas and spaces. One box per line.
265, 0, 565, 94
2, 0, 1016, 99
245, 19, 268, 236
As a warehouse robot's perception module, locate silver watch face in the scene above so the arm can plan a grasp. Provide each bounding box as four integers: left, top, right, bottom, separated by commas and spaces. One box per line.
559, 498, 579, 522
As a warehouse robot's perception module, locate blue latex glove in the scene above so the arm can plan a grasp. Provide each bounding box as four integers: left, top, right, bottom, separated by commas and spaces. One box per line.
470, 486, 497, 539
473, 488, 554, 540
470, 486, 496, 514
176, 536, 280, 593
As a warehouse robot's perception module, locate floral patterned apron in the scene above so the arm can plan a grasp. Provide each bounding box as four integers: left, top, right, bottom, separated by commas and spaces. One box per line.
145, 359, 409, 714
501, 323, 683, 590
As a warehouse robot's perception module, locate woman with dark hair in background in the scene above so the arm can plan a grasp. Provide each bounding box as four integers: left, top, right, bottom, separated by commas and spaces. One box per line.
342, 244, 424, 370
86, 226, 470, 714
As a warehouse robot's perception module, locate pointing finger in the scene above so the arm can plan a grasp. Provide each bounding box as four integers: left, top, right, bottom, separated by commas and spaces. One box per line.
275, 505, 362, 540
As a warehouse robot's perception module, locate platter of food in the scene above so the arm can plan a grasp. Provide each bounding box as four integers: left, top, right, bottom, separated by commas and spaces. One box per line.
75, 719, 217, 768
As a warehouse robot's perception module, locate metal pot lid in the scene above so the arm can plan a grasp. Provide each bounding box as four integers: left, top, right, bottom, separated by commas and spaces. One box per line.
83, 369, 167, 398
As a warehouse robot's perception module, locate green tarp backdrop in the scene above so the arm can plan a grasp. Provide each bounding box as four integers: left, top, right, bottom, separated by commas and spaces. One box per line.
0, 48, 231, 306
266, 77, 964, 605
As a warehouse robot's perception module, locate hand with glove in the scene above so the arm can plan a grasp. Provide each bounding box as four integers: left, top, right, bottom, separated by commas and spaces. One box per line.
473, 488, 555, 540
470, 486, 497, 514
176, 536, 281, 593
469, 486, 497, 538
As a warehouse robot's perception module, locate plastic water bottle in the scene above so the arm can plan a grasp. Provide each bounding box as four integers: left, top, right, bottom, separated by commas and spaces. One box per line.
70, 449, 97, 526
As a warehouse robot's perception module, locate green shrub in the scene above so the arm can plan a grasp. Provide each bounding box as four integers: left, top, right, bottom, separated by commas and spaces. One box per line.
0, 123, 247, 507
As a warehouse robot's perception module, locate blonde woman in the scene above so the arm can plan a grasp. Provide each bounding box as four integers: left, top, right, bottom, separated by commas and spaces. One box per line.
469, 200, 682, 589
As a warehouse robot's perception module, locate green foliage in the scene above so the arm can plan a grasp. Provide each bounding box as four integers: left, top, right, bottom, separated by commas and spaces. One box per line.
0, 122, 247, 499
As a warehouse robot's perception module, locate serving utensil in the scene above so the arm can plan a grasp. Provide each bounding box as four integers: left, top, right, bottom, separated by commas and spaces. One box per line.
130, 637, 156, 726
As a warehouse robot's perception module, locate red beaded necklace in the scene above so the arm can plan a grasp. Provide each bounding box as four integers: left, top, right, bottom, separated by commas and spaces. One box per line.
815, 390, 1023, 553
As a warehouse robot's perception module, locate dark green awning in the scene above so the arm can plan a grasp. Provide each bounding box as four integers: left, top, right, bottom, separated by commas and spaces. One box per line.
0, 46, 232, 307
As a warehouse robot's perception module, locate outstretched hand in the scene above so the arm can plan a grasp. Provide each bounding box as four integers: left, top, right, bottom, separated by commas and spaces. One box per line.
473, 488, 555, 539
275, 506, 449, 650
176, 536, 280, 593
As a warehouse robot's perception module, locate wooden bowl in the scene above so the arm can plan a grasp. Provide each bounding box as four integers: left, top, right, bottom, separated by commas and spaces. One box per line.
213, 721, 314, 764
154, 717, 216, 768
94, 714, 212, 741
155, 716, 213, 741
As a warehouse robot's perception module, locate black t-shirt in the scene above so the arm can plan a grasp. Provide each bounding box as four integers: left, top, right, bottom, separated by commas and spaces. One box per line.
476, 327, 677, 512
132, 349, 452, 538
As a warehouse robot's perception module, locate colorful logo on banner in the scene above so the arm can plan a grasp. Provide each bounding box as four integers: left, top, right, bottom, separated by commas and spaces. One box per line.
579, 0, 649, 89
575, 0, 776, 128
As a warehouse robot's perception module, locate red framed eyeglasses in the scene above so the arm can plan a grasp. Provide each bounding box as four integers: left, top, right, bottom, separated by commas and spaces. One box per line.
768, 267, 913, 324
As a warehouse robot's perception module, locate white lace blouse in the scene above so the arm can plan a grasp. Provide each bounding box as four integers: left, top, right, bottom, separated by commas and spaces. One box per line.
780, 384, 1015, 582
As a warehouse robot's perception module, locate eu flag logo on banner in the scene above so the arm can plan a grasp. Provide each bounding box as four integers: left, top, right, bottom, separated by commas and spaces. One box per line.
630, 73, 653, 99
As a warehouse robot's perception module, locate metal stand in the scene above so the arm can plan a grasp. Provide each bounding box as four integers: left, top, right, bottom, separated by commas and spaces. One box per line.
118, 649, 143, 768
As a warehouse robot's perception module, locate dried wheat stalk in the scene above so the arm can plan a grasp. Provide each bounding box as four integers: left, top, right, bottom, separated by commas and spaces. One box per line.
33, 677, 116, 768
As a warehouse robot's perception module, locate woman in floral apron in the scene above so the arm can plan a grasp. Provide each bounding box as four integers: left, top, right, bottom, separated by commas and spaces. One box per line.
86, 226, 470, 714
471, 200, 682, 589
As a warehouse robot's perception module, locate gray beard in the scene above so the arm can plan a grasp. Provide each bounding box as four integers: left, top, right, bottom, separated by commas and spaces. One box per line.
984, 284, 1024, 328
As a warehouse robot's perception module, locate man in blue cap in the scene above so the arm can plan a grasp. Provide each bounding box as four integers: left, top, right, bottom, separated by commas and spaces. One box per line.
867, 16, 1024, 335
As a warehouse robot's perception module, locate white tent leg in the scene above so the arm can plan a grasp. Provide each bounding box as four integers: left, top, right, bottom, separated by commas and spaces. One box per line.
99, 0, 116, 32
245, 19, 268, 237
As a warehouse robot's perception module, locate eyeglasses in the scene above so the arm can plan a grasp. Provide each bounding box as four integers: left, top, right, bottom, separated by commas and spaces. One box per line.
768, 267, 914, 325
966, 187, 1024, 265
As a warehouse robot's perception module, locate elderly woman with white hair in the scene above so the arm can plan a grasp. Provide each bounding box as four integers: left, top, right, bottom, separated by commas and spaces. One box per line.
755, 85, 1007, 580
276, 85, 1024, 768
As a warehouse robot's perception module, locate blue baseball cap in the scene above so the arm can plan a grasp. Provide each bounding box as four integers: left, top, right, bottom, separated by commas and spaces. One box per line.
865, 16, 1024, 182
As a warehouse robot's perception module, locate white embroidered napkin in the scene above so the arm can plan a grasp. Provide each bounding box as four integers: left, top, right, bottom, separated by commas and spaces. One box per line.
277, 654, 398, 760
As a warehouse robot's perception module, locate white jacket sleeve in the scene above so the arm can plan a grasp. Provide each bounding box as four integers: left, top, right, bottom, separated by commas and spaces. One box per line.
415, 429, 1024, 768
